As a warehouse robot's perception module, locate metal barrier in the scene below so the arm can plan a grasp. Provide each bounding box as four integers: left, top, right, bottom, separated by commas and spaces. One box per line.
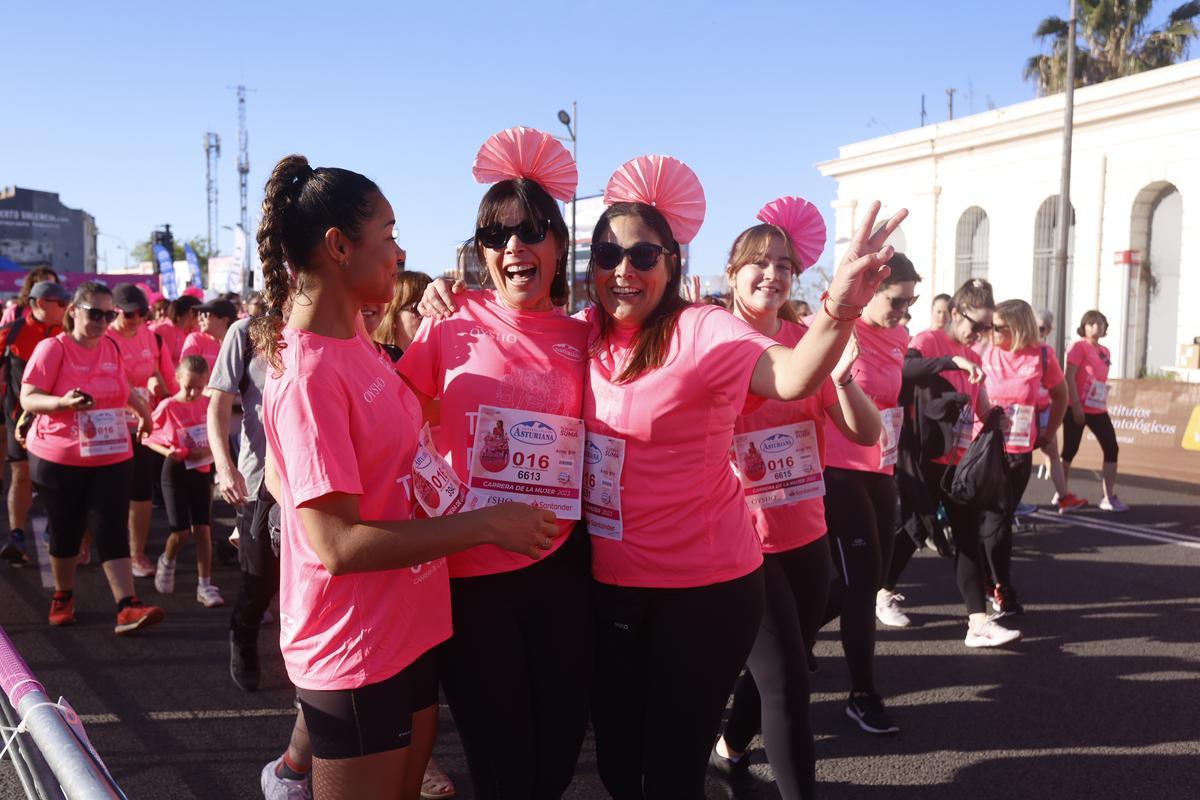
0, 625, 126, 799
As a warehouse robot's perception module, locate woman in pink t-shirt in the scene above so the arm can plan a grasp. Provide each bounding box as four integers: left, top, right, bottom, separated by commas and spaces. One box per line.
978, 299, 1067, 616
1062, 310, 1127, 511
252, 155, 558, 799
584, 160, 905, 798
889, 279, 1021, 649
20, 281, 163, 635
398, 138, 595, 799
107, 282, 175, 580
711, 218, 882, 799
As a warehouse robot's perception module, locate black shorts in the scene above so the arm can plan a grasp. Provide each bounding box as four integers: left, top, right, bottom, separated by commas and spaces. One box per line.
296, 649, 438, 760
6, 418, 27, 463
29, 455, 133, 562
130, 439, 155, 502
161, 459, 214, 531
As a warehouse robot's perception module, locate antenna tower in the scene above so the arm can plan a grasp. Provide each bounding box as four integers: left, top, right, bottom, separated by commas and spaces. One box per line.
235, 85, 251, 237
204, 132, 221, 255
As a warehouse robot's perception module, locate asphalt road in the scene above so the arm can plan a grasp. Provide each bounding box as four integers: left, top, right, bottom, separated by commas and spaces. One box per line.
2, 469, 1198, 799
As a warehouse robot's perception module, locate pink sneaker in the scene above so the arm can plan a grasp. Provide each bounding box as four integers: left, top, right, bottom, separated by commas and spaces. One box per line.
131, 553, 156, 578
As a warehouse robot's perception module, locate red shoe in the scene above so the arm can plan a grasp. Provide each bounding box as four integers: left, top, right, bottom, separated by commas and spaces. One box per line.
1057, 493, 1088, 514
49, 592, 76, 626
114, 598, 165, 636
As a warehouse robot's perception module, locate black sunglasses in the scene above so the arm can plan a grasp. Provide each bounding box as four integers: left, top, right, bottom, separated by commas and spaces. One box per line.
475, 220, 549, 250
885, 294, 919, 311
962, 313, 993, 334
592, 242, 667, 271
1038, 325, 1050, 333
77, 305, 119, 324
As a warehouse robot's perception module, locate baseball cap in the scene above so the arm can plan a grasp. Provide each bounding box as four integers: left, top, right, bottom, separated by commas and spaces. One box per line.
29, 281, 71, 303
195, 298, 238, 320
173, 295, 202, 314
112, 283, 149, 314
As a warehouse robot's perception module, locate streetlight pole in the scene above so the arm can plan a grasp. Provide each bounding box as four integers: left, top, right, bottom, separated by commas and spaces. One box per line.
1052, 0, 1077, 358
97, 231, 129, 271
558, 103, 577, 312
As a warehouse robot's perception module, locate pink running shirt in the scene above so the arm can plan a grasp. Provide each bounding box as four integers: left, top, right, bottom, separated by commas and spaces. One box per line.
264, 327, 451, 691
145, 395, 212, 472
1067, 340, 1112, 414
398, 291, 588, 578
107, 325, 176, 396
584, 304, 774, 588
733, 320, 837, 553
150, 319, 187, 364
909, 327, 984, 465
979, 344, 1064, 454
22, 334, 132, 467
181, 331, 221, 371
824, 319, 908, 475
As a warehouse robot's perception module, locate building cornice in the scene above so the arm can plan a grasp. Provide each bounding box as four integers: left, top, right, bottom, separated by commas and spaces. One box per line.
818, 59, 1200, 179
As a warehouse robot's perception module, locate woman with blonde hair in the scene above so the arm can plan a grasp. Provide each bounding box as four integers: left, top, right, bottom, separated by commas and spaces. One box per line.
371, 271, 433, 357
978, 299, 1067, 616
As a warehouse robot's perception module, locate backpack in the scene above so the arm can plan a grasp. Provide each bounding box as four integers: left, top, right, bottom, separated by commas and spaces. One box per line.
0, 316, 29, 420
940, 406, 1010, 513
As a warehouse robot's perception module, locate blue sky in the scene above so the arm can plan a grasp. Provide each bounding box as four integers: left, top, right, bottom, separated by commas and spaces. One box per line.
2, 0, 1187, 285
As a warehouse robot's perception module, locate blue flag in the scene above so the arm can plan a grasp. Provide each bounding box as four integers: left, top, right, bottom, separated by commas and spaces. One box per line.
184, 243, 203, 288
154, 244, 178, 299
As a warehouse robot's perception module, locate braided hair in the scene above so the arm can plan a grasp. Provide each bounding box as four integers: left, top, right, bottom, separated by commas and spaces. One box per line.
250, 154, 381, 372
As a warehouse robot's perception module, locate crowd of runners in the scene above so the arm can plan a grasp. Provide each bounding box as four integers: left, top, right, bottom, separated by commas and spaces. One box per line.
0, 126, 1131, 800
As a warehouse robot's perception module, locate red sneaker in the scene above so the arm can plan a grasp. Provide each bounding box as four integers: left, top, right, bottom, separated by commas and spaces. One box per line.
1057, 493, 1088, 514
114, 598, 165, 636
49, 592, 76, 626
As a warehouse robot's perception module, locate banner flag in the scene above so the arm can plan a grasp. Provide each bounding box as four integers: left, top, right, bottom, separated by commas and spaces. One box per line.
184, 243, 203, 288
153, 244, 177, 299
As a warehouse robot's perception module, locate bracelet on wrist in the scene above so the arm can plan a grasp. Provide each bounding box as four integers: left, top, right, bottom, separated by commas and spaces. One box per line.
820, 291, 863, 322
835, 375, 855, 388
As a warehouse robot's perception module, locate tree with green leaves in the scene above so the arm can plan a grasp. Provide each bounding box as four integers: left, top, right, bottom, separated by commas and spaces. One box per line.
130, 235, 211, 274
1024, 0, 1200, 95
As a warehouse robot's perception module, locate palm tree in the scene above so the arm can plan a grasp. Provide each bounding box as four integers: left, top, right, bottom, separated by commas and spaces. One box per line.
1024, 0, 1200, 95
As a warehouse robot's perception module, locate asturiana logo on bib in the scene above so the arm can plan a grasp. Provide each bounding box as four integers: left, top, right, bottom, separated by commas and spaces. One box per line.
553, 342, 584, 361
585, 440, 603, 465
413, 451, 432, 470
761, 433, 794, 454
510, 420, 557, 446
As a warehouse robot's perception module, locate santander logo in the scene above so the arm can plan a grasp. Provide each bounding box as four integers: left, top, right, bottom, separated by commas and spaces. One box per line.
761, 433, 794, 454
510, 420, 557, 446
553, 342, 584, 362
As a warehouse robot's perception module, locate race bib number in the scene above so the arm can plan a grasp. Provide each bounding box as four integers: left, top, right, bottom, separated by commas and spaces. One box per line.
77, 409, 130, 458
583, 432, 625, 540
126, 387, 151, 426
1003, 403, 1035, 449
412, 424, 467, 518
878, 407, 903, 468
180, 423, 212, 470
1086, 380, 1109, 410
465, 406, 584, 520
953, 404, 975, 452
732, 421, 825, 510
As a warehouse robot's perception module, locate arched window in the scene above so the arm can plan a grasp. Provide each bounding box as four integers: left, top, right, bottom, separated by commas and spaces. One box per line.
1031, 197, 1075, 316
1126, 182, 1183, 377
954, 207, 989, 287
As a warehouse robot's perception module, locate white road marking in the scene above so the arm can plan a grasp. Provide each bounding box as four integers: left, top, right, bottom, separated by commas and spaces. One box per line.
1032, 511, 1200, 549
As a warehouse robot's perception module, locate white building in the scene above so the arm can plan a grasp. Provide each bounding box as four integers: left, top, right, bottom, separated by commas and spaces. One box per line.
818, 59, 1200, 380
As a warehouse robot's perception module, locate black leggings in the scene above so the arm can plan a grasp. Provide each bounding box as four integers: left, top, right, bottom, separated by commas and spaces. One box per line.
592, 567, 765, 800
922, 461, 989, 615
161, 459, 213, 532
437, 526, 593, 800
1062, 411, 1119, 463
722, 539, 830, 800
30, 455, 132, 562
980, 452, 1033, 588
822, 467, 897, 694
129, 439, 155, 502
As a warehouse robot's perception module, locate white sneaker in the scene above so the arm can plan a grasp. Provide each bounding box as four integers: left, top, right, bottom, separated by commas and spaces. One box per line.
261, 756, 311, 800
196, 583, 225, 608
1050, 492, 1060, 505
965, 619, 1021, 648
876, 590, 912, 627
154, 555, 176, 594
1099, 495, 1129, 512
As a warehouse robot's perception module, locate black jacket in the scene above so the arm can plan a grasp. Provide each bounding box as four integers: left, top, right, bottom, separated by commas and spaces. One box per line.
941, 406, 1010, 514
895, 350, 970, 556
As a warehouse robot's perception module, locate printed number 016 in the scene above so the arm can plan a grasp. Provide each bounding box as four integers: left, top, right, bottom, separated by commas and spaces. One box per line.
512, 452, 550, 470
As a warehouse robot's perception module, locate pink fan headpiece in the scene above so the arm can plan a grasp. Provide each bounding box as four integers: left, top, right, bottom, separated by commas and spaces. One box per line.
472, 126, 578, 203
756, 196, 826, 271
603, 155, 706, 244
